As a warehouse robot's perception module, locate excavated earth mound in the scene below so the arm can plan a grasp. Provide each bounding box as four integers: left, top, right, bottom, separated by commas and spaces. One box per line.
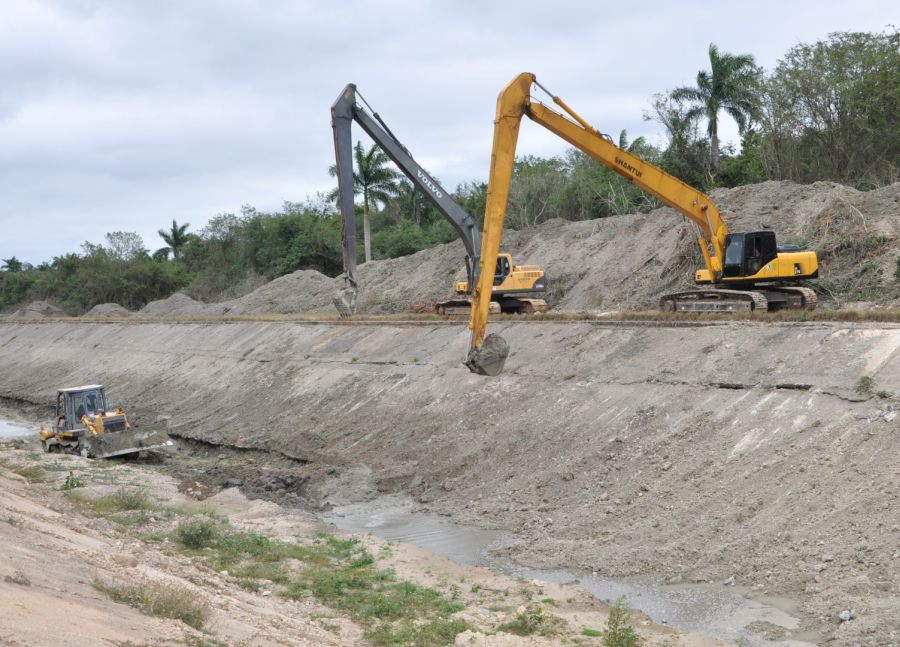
9, 300, 65, 318
85, 302, 132, 317
142, 180, 900, 316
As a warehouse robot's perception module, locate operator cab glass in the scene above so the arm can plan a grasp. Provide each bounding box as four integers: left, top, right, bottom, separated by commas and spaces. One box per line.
494, 256, 511, 285
70, 389, 106, 420
723, 231, 778, 278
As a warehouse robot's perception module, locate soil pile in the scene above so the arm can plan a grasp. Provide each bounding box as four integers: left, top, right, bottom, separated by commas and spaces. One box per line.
86, 302, 132, 317
140, 180, 900, 316
9, 300, 65, 318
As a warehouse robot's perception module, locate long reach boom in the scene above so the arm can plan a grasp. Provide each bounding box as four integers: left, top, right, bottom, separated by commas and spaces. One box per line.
466, 73, 817, 376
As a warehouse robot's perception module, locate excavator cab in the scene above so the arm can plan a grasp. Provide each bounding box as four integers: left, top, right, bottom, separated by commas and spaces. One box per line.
723, 231, 778, 279
494, 255, 512, 286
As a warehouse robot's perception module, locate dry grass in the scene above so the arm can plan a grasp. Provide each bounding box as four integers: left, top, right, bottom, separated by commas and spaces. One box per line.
93, 578, 210, 629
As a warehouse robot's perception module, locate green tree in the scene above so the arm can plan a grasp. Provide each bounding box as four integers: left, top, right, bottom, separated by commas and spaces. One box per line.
329, 141, 400, 263
672, 43, 760, 174
759, 29, 899, 187
158, 220, 191, 259
1, 257, 23, 272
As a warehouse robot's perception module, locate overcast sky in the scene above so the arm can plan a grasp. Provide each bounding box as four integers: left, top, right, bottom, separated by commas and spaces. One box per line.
1, 0, 895, 264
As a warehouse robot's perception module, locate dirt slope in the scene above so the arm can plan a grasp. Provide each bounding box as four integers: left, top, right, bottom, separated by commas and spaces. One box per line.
0, 318, 897, 644
137, 180, 900, 317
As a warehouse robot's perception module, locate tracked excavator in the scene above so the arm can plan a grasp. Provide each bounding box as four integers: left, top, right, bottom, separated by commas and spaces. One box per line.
330, 84, 548, 316
466, 73, 819, 376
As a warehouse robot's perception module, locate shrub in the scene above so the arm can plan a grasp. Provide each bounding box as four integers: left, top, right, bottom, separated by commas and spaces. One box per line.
175, 516, 220, 549
603, 597, 642, 647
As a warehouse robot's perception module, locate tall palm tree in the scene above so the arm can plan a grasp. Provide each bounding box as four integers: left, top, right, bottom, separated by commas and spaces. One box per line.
329, 141, 400, 263
158, 219, 190, 259
1, 256, 22, 272
672, 43, 760, 173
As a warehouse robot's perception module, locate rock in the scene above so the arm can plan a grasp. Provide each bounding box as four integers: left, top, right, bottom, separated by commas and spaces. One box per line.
838, 609, 854, 622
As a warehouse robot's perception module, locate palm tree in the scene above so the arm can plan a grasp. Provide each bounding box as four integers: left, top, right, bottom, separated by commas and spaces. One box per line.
1, 257, 22, 272
329, 141, 400, 263
672, 43, 760, 173
157, 220, 190, 259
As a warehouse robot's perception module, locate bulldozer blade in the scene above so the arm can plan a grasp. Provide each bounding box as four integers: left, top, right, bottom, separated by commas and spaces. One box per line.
84, 426, 174, 459
333, 285, 358, 317
465, 333, 510, 376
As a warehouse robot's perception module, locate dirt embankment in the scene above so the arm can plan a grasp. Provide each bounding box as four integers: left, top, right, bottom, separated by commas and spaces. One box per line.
126, 180, 899, 318
0, 318, 897, 644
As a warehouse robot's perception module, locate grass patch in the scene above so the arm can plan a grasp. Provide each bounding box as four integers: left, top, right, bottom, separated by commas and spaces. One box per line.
93, 578, 209, 629
65, 487, 160, 526
90, 487, 154, 513
497, 604, 564, 637
11, 465, 45, 483
175, 515, 221, 549
854, 375, 891, 399
365, 617, 469, 646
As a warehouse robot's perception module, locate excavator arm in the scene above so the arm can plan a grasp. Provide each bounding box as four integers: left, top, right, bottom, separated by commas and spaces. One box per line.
466, 72, 731, 375
331, 84, 482, 315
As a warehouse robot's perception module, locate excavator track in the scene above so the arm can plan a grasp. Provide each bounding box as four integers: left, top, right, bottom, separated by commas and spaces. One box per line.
659, 289, 768, 313
762, 286, 818, 311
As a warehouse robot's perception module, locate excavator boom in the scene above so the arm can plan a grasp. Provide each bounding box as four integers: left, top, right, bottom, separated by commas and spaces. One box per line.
331, 84, 482, 314
467, 72, 818, 375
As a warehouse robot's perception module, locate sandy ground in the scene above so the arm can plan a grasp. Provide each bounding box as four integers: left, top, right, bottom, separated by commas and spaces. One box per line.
0, 445, 728, 646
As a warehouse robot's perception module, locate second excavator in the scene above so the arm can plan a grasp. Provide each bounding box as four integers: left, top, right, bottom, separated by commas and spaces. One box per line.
466, 73, 819, 376
330, 84, 548, 316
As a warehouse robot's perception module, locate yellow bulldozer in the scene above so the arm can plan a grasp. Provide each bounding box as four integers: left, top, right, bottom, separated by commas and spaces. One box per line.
39, 385, 173, 458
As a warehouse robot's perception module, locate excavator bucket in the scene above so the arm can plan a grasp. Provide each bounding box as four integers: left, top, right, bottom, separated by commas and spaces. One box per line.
333, 285, 358, 318
83, 425, 173, 459
465, 333, 510, 376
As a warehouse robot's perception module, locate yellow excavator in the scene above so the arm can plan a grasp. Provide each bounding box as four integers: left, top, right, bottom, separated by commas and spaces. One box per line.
466, 73, 819, 376
330, 84, 548, 316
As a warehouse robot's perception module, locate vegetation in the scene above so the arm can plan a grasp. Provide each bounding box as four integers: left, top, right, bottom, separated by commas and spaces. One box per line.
93, 578, 210, 629
329, 141, 401, 263
11, 465, 45, 483
61, 471, 86, 490
671, 43, 760, 175
497, 604, 563, 636
1, 29, 895, 315
172, 522, 470, 645
601, 597, 643, 647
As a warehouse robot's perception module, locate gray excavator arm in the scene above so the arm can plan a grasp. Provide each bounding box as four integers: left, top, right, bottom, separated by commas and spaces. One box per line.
330, 84, 481, 315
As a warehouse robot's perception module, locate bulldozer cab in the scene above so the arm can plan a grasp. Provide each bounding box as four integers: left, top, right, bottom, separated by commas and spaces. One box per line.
56, 385, 107, 432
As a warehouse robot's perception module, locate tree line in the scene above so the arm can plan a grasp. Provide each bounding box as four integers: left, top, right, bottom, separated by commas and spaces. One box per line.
1, 28, 896, 314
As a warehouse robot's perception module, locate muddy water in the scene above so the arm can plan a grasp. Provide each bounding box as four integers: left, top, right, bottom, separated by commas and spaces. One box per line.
323, 495, 822, 647
0, 411, 33, 439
